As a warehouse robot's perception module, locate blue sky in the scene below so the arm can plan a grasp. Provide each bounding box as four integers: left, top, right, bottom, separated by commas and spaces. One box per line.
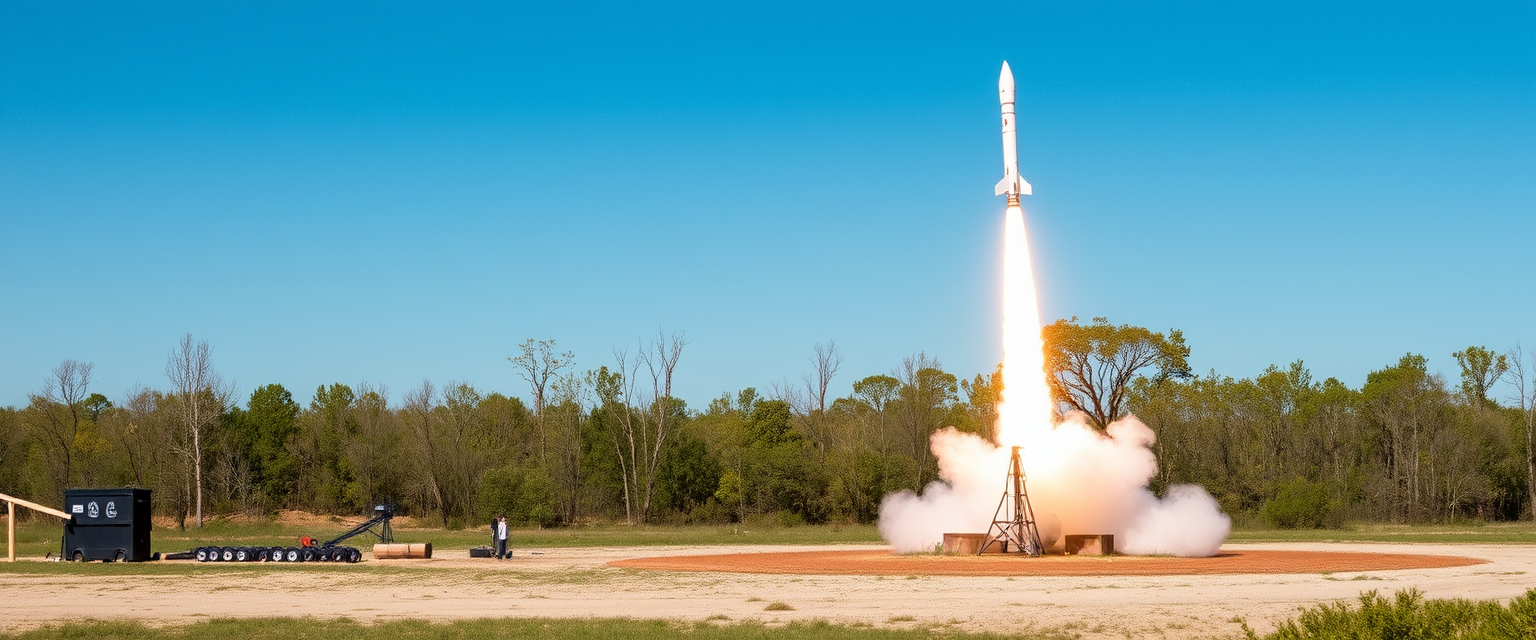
2, 1, 1532, 410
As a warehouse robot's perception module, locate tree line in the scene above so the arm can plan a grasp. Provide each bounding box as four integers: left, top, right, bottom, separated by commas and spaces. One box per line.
2, 322, 1532, 529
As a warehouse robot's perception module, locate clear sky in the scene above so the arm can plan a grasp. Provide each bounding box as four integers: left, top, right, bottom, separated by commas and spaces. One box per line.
2, 1, 1533, 410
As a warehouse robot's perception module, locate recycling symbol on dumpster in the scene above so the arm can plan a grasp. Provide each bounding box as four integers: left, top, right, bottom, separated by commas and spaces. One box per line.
106, 502, 117, 518
88, 501, 99, 518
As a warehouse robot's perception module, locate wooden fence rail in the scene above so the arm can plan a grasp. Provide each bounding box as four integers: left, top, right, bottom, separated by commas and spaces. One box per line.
0, 493, 71, 562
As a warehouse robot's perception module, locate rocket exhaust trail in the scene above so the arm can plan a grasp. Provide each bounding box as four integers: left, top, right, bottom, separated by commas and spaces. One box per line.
995, 60, 1051, 446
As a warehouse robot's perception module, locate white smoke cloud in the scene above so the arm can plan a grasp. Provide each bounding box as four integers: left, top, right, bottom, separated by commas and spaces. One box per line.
877, 413, 1230, 557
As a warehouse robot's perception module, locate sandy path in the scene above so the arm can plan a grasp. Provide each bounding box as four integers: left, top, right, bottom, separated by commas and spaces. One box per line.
608, 548, 1486, 576
0, 543, 1529, 639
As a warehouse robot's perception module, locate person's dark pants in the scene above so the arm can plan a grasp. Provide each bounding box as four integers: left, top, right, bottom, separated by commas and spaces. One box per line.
494, 538, 508, 559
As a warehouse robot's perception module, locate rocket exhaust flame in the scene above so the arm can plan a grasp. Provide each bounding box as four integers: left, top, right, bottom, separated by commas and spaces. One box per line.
875, 62, 1231, 557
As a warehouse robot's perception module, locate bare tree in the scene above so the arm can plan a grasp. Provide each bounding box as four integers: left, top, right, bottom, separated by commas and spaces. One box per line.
24, 360, 94, 495
608, 330, 688, 524
806, 341, 843, 414
165, 335, 232, 527
347, 382, 398, 510
1507, 343, 1536, 519
108, 386, 160, 488
509, 339, 574, 467
403, 380, 449, 525
607, 348, 641, 524
800, 341, 843, 450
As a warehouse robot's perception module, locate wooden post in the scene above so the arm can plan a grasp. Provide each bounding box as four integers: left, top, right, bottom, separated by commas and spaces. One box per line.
0, 493, 71, 562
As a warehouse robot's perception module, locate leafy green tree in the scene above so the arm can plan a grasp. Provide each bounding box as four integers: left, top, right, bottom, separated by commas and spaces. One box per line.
478, 461, 554, 526
1260, 477, 1335, 528
893, 355, 958, 487
1044, 316, 1192, 430
83, 393, 112, 423
242, 384, 300, 508
1453, 346, 1509, 407
654, 430, 721, 519
304, 383, 358, 510
744, 400, 797, 447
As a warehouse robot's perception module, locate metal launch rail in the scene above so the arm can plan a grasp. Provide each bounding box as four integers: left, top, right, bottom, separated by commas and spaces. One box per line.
186, 504, 396, 564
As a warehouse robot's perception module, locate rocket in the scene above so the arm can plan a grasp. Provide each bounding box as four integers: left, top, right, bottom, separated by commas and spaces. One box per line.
995, 61, 1032, 204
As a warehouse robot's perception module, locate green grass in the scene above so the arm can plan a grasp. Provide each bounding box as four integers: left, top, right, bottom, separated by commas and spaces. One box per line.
1, 618, 1071, 640
1243, 588, 1536, 639
1228, 521, 1536, 545
1, 519, 882, 559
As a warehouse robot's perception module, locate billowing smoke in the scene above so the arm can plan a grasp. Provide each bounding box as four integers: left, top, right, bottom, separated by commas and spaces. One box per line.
877, 414, 1230, 556
876, 205, 1230, 557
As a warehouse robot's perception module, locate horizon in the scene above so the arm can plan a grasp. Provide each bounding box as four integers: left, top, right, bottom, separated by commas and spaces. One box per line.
3, 1, 1532, 411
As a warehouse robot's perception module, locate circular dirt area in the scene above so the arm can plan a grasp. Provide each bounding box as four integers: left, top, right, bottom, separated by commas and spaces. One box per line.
609, 548, 1487, 576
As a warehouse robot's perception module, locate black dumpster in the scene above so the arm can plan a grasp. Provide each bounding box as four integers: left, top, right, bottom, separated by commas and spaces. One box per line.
62, 488, 151, 562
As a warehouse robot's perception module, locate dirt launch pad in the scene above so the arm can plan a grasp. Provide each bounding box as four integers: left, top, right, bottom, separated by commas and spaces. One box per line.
608, 548, 1486, 576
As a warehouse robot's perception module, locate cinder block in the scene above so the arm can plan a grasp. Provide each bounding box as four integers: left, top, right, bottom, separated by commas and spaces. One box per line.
1064, 534, 1114, 556
942, 533, 986, 554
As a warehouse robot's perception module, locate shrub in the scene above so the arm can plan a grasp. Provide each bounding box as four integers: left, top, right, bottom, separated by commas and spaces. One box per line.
1247, 588, 1536, 639
478, 462, 556, 527
1260, 478, 1334, 529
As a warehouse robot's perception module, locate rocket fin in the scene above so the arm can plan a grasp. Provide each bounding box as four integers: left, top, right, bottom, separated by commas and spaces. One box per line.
996, 175, 1033, 197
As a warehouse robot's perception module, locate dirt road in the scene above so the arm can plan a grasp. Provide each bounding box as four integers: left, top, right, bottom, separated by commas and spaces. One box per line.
0, 543, 1528, 639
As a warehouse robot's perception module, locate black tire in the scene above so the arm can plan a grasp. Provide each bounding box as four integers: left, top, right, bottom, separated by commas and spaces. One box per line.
302, 548, 317, 562
285, 547, 301, 562
234, 548, 250, 562
259, 548, 272, 562
206, 547, 221, 562
269, 547, 283, 562
220, 547, 235, 562
114, 550, 127, 563
71, 550, 84, 562
195, 547, 210, 562
348, 548, 362, 563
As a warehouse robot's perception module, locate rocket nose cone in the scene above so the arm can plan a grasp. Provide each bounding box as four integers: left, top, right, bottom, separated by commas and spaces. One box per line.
999, 61, 1015, 101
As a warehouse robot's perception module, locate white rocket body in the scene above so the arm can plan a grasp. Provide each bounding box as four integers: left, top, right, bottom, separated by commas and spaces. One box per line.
995, 61, 1032, 200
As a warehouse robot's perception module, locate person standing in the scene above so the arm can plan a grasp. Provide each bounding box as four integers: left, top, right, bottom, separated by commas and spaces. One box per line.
492, 514, 510, 559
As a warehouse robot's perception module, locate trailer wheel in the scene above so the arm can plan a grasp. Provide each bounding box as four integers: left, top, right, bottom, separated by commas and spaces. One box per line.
302, 548, 318, 562
348, 548, 362, 563
234, 548, 250, 562
285, 547, 301, 562
71, 550, 84, 562
220, 548, 235, 562
194, 547, 209, 562
114, 550, 127, 563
